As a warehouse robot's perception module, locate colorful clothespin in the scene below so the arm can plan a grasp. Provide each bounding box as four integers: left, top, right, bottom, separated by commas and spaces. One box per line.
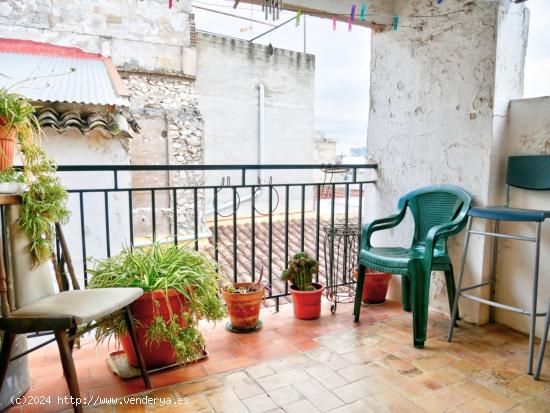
349, 5, 356, 32
296, 10, 302, 27
360, 3, 367, 21
437, 0, 444, 3
333, 16, 337, 31
392, 15, 399, 31
169, 0, 173, 8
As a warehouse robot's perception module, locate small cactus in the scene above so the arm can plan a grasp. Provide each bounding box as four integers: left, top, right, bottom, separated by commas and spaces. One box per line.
281, 252, 319, 291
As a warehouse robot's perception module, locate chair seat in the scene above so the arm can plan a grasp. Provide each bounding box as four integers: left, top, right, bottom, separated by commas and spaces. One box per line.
9, 288, 143, 324
360, 247, 448, 269
468, 206, 550, 222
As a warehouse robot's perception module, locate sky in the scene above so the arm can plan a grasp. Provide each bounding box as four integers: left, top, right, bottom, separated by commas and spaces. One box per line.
192, 0, 550, 154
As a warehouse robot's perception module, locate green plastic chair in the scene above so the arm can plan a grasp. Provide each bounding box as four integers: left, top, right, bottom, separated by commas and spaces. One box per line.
354, 185, 472, 349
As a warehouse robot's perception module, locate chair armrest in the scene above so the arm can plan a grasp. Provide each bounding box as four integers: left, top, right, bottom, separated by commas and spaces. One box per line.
361, 205, 407, 250
423, 208, 470, 259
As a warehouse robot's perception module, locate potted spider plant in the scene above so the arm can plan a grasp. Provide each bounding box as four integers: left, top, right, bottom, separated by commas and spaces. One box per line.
282, 252, 323, 320
0, 89, 36, 171
88, 242, 226, 369
222, 268, 266, 332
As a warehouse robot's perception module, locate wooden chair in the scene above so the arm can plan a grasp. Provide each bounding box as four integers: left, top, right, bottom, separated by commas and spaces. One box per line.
0, 201, 151, 412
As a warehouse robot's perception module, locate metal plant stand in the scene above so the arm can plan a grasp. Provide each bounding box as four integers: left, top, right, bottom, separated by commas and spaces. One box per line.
323, 224, 360, 314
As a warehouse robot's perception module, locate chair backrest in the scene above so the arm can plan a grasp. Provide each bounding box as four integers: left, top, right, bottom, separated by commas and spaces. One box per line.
6, 205, 55, 310
506, 155, 550, 191
398, 185, 471, 251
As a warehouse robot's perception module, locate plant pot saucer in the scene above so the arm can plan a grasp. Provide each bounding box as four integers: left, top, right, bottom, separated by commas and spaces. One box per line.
106, 349, 208, 379
225, 319, 263, 334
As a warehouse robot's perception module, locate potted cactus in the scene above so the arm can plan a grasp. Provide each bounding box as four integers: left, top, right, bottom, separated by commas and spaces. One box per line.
282, 252, 323, 320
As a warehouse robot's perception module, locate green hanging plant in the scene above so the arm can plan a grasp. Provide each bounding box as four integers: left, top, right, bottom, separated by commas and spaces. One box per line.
0, 89, 70, 265
18, 151, 70, 265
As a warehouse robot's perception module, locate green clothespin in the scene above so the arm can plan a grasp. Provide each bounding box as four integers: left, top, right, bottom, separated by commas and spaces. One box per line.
296, 10, 302, 27
392, 15, 398, 31
360, 3, 367, 21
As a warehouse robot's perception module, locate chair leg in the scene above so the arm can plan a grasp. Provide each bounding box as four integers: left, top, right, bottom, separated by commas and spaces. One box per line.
402, 276, 412, 312
124, 306, 152, 389
0, 331, 16, 394
448, 217, 473, 342
489, 220, 500, 323
353, 264, 366, 322
409, 260, 430, 349
55, 330, 83, 413
528, 222, 542, 375
68, 325, 78, 354
444, 266, 460, 323
534, 300, 550, 380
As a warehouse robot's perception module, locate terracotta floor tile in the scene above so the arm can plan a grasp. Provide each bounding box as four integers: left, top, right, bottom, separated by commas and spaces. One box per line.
270, 333, 312, 347
9, 301, 550, 413
252, 346, 300, 362
235, 329, 281, 345
294, 339, 321, 352
202, 336, 241, 353
86, 380, 148, 401
203, 356, 255, 375
203, 350, 233, 363
151, 364, 208, 388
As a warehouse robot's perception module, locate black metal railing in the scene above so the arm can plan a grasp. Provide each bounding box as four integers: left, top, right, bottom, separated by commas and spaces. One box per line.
56, 164, 377, 310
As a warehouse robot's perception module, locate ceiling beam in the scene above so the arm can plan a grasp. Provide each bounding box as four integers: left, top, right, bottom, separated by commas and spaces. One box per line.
236, 0, 396, 32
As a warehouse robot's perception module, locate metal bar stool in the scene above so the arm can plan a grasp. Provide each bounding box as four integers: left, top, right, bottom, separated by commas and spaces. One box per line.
448, 155, 550, 375
534, 299, 550, 380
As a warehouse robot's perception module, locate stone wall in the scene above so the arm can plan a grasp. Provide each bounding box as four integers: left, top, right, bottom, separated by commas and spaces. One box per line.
122, 71, 206, 239
0, 0, 193, 74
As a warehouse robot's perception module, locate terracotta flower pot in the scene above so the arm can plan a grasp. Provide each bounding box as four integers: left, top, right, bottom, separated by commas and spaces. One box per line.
289, 283, 324, 320
223, 282, 264, 330
354, 269, 392, 304
0, 117, 16, 171
119, 289, 189, 369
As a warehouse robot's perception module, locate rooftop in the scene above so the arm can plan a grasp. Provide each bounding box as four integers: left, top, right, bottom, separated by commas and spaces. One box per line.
0, 39, 129, 106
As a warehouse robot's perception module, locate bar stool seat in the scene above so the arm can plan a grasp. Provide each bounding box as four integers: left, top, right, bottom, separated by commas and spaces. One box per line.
468, 206, 550, 222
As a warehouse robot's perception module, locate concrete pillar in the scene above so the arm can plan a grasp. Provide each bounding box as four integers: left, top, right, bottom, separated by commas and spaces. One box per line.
365, 0, 529, 324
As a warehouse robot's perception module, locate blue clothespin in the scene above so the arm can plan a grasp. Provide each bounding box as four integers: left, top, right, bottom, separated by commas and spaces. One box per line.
392, 15, 398, 31
360, 3, 367, 21
437, 0, 444, 3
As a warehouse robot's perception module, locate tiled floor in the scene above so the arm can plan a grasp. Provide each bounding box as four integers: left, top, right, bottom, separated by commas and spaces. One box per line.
6, 300, 550, 413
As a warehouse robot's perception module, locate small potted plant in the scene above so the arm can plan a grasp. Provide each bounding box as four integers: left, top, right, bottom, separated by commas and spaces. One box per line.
354, 268, 392, 305
88, 242, 226, 369
222, 268, 266, 332
282, 252, 323, 320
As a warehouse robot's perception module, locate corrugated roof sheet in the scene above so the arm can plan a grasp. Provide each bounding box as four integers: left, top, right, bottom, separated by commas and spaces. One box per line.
0, 51, 129, 106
